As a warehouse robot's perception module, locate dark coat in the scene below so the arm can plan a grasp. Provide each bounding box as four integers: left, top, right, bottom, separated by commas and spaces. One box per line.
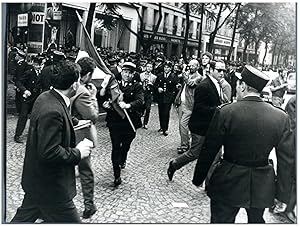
15, 64, 41, 104
193, 96, 294, 208
188, 77, 221, 135
21, 89, 81, 205
154, 72, 180, 104
104, 79, 144, 131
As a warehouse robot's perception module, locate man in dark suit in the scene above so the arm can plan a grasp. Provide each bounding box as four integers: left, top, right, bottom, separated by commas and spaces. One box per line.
13, 55, 42, 143
192, 65, 294, 223
70, 57, 99, 219
154, 61, 180, 136
11, 60, 92, 223
101, 62, 144, 187
167, 60, 224, 180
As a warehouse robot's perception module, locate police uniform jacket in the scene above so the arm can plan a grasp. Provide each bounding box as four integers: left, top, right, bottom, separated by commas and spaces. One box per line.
154, 72, 180, 104
15, 64, 41, 104
21, 89, 81, 205
105, 78, 144, 131
193, 96, 294, 208
188, 77, 221, 136
140, 72, 157, 100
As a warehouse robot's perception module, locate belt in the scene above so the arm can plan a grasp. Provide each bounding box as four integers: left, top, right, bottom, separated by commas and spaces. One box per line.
224, 156, 268, 167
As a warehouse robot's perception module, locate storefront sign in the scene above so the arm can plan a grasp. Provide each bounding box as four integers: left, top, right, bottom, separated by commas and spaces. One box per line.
18, 13, 28, 27
215, 38, 231, 46
53, 11, 62, 20
170, 38, 181, 44
31, 12, 45, 25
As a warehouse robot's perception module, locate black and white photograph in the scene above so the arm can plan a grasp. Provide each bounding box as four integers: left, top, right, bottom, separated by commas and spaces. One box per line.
3, 2, 297, 224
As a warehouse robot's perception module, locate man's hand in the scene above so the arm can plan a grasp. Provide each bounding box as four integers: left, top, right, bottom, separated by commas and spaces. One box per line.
102, 101, 111, 109
86, 83, 97, 97
76, 140, 92, 159
272, 198, 287, 213
281, 83, 288, 88
158, 87, 164, 93
119, 101, 131, 109
23, 90, 31, 98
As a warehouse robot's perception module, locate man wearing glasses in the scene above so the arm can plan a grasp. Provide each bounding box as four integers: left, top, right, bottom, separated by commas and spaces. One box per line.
168, 60, 225, 181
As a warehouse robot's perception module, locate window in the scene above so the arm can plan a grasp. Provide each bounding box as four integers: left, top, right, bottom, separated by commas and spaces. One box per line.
205, 18, 212, 31
163, 12, 169, 33
173, 15, 178, 35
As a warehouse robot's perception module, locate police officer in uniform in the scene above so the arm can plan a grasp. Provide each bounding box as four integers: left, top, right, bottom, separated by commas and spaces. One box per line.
154, 61, 180, 136
101, 62, 144, 187
192, 65, 294, 223
14, 55, 42, 143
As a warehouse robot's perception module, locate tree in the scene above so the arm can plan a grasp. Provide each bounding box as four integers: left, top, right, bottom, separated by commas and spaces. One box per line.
181, 3, 190, 62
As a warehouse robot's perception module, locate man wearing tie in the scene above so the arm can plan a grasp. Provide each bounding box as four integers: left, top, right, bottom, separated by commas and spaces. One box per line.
168, 60, 225, 181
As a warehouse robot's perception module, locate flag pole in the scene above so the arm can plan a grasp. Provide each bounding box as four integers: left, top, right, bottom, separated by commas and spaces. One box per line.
124, 109, 136, 132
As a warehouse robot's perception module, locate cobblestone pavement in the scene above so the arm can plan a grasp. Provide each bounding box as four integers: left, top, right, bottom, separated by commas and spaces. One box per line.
5, 105, 291, 223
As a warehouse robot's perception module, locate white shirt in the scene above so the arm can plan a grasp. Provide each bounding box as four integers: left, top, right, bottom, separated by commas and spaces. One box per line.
53, 88, 70, 108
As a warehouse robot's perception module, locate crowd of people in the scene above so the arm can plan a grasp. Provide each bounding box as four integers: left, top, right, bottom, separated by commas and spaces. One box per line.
8, 45, 296, 224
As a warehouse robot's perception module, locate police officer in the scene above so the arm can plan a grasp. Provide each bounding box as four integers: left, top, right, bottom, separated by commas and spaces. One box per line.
154, 61, 180, 136
193, 65, 294, 223
14, 55, 42, 143
101, 62, 144, 187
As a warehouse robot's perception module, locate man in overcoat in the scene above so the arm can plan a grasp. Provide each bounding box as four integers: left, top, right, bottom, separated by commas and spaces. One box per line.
192, 65, 294, 223
11, 60, 91, 223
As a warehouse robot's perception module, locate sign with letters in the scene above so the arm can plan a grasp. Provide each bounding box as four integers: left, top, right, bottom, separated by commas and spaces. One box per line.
31, 12, 45, 25
18, 13, 28, 27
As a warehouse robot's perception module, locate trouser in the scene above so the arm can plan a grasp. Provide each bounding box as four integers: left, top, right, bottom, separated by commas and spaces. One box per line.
158, 102, 172, 131
78, 155, 95, 209
177, 104, 192, 149
15, 91, 22, 114
143, 95, 152, 126
210, 199, 265, 223
15, 101, 33, 137
11, 193, 81, 223
286, 165, 296, 212
109, 127, 136, 178
172, 134, 205, 170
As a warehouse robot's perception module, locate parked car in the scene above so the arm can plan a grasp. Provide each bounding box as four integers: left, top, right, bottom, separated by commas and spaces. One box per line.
286, 72, 296, 94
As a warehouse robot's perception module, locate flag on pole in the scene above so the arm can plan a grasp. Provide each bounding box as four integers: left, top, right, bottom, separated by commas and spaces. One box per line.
75, 10, 130, 122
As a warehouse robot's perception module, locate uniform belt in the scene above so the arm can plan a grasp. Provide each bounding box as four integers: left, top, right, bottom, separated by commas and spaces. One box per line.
224, 156, 268, 167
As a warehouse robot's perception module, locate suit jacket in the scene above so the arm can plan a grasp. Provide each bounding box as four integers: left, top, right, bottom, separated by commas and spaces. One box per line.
193, 96, 294, 208
154, 72, 180, 104
70, 84, 99, 145
21, 89, 81, 205
188, 77, 221, 135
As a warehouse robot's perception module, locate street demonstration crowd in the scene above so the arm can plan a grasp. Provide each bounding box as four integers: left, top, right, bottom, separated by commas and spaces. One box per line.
8, 45, 296, 223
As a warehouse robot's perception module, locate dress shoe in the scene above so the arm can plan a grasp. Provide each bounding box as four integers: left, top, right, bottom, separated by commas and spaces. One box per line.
143, 125, 148, 129
114, 177, 122, 187
120, 162, 126, 169
14, 135, 23, 143
167, 161, 176, 181
163, 131, 168, 136
82, 206, 97, 219
158, 128, 163, 132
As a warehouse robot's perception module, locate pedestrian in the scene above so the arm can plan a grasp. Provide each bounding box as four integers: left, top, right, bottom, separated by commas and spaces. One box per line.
225, 62, 238, 101
269, 68, 288, 107
70, 57, 98, 219
154, 61, 180, 136
175, 59, 204, 154
192, 65, 294, 223
167, 60, 224, 181
101, 62, 144, 187
11, 60, 92, 223
140, 61, 157, 129
13, 55, 42, 143
199, 52, 212, 76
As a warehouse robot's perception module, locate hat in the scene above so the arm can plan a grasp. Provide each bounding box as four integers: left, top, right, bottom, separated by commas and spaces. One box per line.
236, 65, 270, 91
122, 62, 136, 72
52, 50, 66, 61
108, 57, 119, 64
165, 61, 173, 68
17, 49, 26, 58
32, 56, 43, 64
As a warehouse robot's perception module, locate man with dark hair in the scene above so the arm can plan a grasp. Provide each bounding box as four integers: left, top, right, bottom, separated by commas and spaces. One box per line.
193, 65, 293, 223
270, 68, 288, 107
71, 57, 98, 219
168, 60, 224, 181
11, 60, 92, 223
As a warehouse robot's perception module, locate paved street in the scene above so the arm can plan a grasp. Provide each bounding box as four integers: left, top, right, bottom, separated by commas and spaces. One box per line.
5, 105, 290, 223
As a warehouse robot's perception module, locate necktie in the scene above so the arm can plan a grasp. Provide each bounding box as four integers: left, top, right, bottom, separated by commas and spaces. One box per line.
218, 82, 224, 102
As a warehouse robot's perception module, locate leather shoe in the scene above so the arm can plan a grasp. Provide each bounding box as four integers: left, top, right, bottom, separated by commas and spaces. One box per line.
114, 177, 122, 187
158, 128, 163, 132
167, 161, 176, 181
143, 125, 148, 129
120, 162, 126, 169
82, 206, 97, 219
14, 135, 23, 143
163, 131, 168, 136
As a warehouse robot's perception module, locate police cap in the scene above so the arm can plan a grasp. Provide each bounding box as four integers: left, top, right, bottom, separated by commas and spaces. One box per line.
236, 65, 270, 91
17, 49, 26, 58
122, 62, 136, 72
